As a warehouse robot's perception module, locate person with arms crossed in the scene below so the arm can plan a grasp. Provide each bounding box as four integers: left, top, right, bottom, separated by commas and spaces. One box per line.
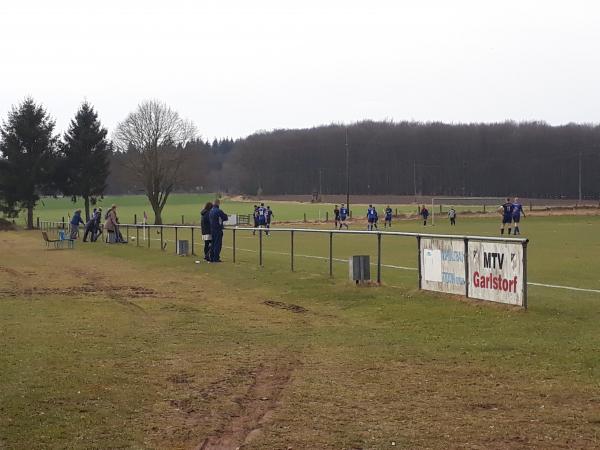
209, 199, 228, 262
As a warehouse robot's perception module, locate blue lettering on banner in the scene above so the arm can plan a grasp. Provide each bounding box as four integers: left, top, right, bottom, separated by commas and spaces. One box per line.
442, 272, 466, 285
441, 250, 464, 262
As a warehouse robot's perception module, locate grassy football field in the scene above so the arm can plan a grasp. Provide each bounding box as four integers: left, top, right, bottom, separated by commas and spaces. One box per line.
1, 211, 600, 448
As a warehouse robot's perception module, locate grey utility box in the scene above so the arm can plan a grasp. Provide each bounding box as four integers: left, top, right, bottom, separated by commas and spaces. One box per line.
349, 255, 371, 283
177, 240, 189, 256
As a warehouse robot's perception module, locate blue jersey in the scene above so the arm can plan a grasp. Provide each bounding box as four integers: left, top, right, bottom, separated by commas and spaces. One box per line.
501, 202, 514, 218
340, 207, 348, 218
257, 207, 267, 223
367, 208, 376, 221
512, 203, 524, 218
385, 208, 392, 219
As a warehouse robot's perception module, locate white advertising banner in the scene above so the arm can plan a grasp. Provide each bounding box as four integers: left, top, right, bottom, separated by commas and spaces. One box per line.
468, 241, 524, 306
420, 238, 466, 296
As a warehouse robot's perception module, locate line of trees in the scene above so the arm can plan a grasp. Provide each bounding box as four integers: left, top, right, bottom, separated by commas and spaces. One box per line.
0, 98, 110, 228
0, 98, 202, 227
3, 97, 599, 229
217, 121, 600, 199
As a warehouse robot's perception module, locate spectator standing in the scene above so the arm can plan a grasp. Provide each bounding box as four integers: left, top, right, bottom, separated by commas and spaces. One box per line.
70, 209, 84, 239
200, 201, 213, 261
209, 199, 228, 262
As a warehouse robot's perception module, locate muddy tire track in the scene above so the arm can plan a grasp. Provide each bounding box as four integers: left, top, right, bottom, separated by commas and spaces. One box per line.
198, 360, 297, 450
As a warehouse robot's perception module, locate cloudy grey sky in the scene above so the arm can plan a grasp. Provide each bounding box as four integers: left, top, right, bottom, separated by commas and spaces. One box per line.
1, 0, 598, 140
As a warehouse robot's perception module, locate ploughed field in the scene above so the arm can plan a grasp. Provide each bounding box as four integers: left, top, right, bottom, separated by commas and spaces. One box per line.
1, 213, 600, 449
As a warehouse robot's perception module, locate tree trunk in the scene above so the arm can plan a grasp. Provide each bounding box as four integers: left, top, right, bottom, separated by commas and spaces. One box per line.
149, 196, 163, 225
27, 206, 34, 230
84, 196, 90, 222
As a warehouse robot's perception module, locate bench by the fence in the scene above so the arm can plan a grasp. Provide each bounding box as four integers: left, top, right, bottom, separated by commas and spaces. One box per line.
41, 231, 75, 249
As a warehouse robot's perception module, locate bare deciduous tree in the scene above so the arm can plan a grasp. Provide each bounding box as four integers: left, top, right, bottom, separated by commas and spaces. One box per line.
113, 100, 196, 224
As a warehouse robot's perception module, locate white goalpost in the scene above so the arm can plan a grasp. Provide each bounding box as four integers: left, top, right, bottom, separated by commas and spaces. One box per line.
430, 197, 505, 225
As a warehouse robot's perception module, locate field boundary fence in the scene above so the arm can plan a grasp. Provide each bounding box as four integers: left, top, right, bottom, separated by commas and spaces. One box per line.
40, 220, 529, 308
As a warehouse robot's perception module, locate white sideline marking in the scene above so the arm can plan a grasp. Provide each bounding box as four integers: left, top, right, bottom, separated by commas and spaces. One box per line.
528, 282, 600, 294
129, 236, 599, 294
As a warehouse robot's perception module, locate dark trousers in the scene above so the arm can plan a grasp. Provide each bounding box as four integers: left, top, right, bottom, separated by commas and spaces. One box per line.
203, 240, 212, 260
83, 225, 94, 242
211, 231, 223, 261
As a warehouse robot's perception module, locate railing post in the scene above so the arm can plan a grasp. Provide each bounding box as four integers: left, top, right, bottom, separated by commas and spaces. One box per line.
416, 236, 422, 289
160, 226, 164, 251
36, 217, 40, 229
134, 214, 137, 225
126, 225, 129, 242
191, 227, 195, 256
174, 227, 178, 254
377, 233, 382, 284
326, 211, 329, 222
464, 238, 469, 298
329, 232, 333, 277
148, 225, 151, 248
181, 215, 184, 225
259, 229, 263, 266
232, 228, 236, 263
290, 230, 294, 272
62, 217, 65, 229
136, 225, 139, 247
523, 241, 528, 310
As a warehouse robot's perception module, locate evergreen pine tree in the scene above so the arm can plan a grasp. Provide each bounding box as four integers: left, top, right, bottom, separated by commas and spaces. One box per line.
0, 98, 58, 228
58, 101, 110, 220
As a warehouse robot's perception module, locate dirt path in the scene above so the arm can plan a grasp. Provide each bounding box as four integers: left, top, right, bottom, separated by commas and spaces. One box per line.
198, 361, 297, 450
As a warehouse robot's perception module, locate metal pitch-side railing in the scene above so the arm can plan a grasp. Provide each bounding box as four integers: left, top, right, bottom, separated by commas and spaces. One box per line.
39, 220, 528, 304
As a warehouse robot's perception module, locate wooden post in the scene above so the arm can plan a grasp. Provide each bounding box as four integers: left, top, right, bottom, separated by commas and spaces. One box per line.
134, 214, 137, 225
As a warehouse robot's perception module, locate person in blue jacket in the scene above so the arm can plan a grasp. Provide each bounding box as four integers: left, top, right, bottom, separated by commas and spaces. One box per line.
209, 199, 228, 262
70, 209, 84, 239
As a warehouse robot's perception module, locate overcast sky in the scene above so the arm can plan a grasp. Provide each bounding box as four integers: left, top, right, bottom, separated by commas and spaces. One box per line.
1, 0, 598, 140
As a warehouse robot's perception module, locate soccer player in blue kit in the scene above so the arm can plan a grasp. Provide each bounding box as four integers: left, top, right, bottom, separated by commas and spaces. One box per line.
367, 205, 378, 231
512, 197, 525, 235
338, 203, 349, 229
384, 205, 393, 228
499, 197, 514, 235
256, 203, 267, 234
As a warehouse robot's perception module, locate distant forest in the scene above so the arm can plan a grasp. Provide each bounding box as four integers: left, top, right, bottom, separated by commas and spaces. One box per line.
108, 121, 600, 199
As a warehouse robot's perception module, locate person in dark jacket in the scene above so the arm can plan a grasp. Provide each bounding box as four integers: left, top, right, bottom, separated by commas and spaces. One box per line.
83, 208, 97, 242
70, 209, 84, 239
208, 199, 228, 262
200, 201, 213, 261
